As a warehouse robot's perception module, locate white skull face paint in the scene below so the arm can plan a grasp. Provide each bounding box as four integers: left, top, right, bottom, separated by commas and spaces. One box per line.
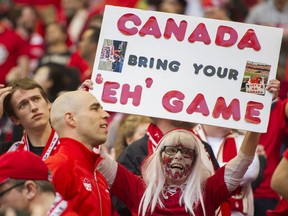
161, 143, 196, 184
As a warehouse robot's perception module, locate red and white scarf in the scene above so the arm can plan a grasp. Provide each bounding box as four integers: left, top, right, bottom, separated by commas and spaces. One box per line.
147, 123, 163, 155
8, 129, 59, 161
47, 193, 68, 216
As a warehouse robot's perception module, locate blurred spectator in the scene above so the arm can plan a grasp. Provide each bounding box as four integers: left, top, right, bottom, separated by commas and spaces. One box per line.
148, 0, 188, 14
85, 13, 103, 29
33, 63, 81, 102
69, 26, 100, 81
271, 148, 288, 199
266, 148, 288, 215
0, 10, 29, 85
245, 0, 288, 81
203, 2, 231, 20
59, 0, 89, 44
39, 22, 71, 66
12, 5, 45, 72
113, 114, 151, 160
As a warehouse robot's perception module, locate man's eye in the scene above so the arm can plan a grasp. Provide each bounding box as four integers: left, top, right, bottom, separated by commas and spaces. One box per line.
19, 103, 27, 109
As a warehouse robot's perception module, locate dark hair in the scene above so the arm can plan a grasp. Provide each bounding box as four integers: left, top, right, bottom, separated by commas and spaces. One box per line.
45, 22, 67, 35
3, 78, 49, 118
34, 63, 81, 102
8, 178, 55, 193
149, 0, 188, 12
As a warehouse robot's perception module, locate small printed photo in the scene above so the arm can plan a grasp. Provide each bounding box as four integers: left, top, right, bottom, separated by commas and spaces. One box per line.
240, 61, 271, 96
98, 39, 127, 73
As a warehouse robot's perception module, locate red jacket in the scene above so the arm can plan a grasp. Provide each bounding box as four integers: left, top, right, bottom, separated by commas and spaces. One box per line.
45, 138, 111, 216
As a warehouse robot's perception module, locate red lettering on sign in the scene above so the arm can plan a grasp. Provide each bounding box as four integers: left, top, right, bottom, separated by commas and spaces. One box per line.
186, 93, 210, 116
117, 13, 261, 51
102, 82, 120, 103
215, 25, 238, 47
245, 101, 263, 124
212, 97, 241, 120
162, 90, 185, 112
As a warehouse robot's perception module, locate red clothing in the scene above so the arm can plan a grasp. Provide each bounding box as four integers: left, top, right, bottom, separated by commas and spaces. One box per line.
45, 138, 111, 216
67, 51, 90, 82
26, 32, 45, 71
253, 99, 288, 200
0, 27, 29, 84
111, 164, 232, 216
14, 0, 60, 5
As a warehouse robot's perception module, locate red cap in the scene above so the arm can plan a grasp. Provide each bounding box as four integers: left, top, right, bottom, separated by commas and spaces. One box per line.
0, 151, 50, 184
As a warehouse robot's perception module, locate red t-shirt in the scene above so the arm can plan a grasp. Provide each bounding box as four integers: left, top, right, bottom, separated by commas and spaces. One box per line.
67, 51, 90, 82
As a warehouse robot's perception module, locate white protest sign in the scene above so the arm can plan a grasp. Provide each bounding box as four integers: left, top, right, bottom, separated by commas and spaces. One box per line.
90, 5, 283, 132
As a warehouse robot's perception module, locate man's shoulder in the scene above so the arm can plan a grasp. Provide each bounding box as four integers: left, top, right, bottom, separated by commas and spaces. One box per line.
45, 152, 72, 169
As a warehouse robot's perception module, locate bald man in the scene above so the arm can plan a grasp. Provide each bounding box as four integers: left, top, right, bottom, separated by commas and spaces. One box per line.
45, 90, 111, 216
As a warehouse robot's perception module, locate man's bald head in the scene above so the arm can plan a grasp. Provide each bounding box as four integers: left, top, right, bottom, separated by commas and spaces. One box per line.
50, 91, 90, 134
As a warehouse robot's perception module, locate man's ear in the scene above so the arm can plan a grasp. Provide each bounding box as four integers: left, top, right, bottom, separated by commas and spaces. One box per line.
24, 180, 38, 200
64, 112, 76, 127
9, 116, 21, 125
47, 101, 51, 111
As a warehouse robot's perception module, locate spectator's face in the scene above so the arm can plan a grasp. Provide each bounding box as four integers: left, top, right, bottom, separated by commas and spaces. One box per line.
45, 24, 66, 45
75, 92, 110, 147
19, 7, 37, 32
128, 122, 150, 144
161, 143, 195, 184
0, 181, 28, 210
204, 7, 229, 20
158, 0, 185, 14
9, 88, 50, 131
79, 29, 96, 60
61, 0, 81, 18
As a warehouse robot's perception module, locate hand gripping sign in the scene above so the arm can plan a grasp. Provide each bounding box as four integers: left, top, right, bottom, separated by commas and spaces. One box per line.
90, 5, 283, 132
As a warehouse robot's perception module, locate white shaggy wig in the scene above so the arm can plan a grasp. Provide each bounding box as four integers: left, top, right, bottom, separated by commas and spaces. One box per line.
139, 129, 212, 216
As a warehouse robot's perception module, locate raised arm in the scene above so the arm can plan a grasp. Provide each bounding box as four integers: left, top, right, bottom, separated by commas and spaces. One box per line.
240, 131, 261, 156
224, 131, 260, 192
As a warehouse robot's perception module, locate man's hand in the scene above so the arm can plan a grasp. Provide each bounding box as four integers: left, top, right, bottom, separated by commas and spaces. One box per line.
266, 79, 280, 100
78, 79, 93, 91
0, 85, 12, 118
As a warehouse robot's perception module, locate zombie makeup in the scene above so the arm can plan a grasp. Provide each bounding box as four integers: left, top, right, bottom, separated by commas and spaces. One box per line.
161, 143, 196, 182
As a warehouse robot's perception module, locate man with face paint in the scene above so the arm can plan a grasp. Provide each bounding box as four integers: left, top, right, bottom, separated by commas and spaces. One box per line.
97, 128, 261, 216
